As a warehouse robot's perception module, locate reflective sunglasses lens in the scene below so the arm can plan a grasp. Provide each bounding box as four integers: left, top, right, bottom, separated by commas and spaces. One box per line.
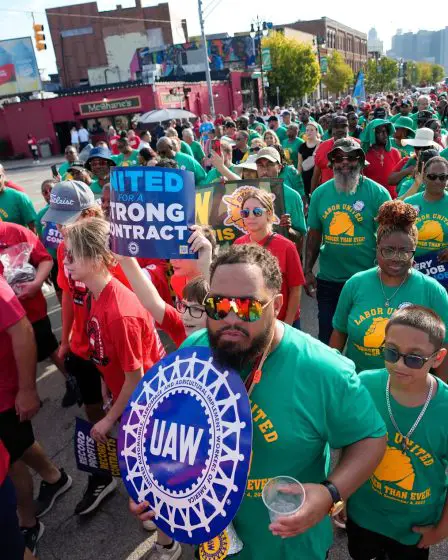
240, 209, 250, 218
403, 355, 426, 369
383, 347, 400, 363
252, 208, 264, 217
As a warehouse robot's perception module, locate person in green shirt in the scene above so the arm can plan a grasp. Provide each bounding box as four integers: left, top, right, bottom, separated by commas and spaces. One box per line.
200, 141, 237, 185
397, 148, 440, 200
267, 115, 287, 143
66, 161, 103, 197
182, 128, 205, 165
389, 98, 414, 124
165, 126, 194, 157
56, 145, 79, 181
390, 116, 415, 158
156, 137, 206, 185
305, 137, 391, 344
180, 243, 386, 560
249, 112, 267, 134
331, 199, 448, 376
114, 137, 140, 167
346, 305, 448, 558
0, 166, 36, 230
281, 124, 304, 169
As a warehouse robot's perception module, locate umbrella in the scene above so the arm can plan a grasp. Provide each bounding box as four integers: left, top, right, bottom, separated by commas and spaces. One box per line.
138, 108, 197, 124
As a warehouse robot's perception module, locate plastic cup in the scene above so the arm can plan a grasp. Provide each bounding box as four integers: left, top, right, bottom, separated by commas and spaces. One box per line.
262, 476, 306, 522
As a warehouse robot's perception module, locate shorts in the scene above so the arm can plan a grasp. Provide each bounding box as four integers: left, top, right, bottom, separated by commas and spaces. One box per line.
50, 256, 61, 293
0, 408, 35, 463
64, 352, 102, 405
0, 477, 25, 560
32, 315, 59, 362
346, 518, 429, 560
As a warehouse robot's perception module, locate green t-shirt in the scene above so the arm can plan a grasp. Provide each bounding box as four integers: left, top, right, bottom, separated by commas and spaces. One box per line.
190, 141, 205, 164
322, 130, 331, 141
35, 204, 57, 258
279, 166, 305, 197
440, 147, 448, 161
348, 368, 448, 545
390, 138, 414, 159
406, 191, 448, 257
181, 325, 386, 560
397, 177, 425, 198
58, 161, 73, 180
333, 267, 448, 372
0, 187, 36, 227
307, 178, 391, 282
283, 183, 306, 235
175, 152, 207, 185
200, 165, 237, 185
281, 137, 304, 168
180, 140, 193, 157
114, 150, 140, 167
89, 179, 103, 196
275, 126, 287, 143
249, 122, 267, 133
248, 130, 261, 144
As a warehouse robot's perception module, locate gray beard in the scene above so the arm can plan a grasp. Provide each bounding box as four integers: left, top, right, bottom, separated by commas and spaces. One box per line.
334, 168, 361, 194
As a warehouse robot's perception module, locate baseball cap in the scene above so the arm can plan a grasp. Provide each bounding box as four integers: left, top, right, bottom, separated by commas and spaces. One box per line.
67, 160, 86, 172
328, 138, 367, 166
40, 180, 97, 225
254, 147, 281, 164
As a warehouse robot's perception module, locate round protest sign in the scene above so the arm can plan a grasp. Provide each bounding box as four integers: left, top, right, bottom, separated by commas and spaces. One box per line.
118, 347, 252, 545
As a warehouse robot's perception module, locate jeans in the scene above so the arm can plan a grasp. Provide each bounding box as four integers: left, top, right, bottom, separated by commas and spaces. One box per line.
316, 278, 346, 345
0, 476, 25, 560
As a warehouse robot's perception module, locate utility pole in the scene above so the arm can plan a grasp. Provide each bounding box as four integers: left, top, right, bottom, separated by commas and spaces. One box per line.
198, 0, 215, 117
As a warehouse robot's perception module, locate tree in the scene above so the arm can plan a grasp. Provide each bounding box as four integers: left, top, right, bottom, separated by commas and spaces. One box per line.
262, 32, 320, 104
365, 57, 398, 92
321, 52, 354, 96
431, 64, 445, 84
416, 62, 433, 85
403, 61, 420, 87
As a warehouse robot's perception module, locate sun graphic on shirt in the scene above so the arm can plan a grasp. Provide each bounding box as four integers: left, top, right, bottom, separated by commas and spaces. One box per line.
222, 186, 279, 234
419, 220, 444, 243
374, 445, 415, 491
364, 317, 388, 348
329, 211, 354, 236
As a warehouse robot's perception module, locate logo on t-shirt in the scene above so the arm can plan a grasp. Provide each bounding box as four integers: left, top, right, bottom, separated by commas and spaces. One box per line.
67, 273, 89, 306
419, 220, 444, 243
329, 211, 354, 236
352, 200, 365, 212
87, 316, 109, 366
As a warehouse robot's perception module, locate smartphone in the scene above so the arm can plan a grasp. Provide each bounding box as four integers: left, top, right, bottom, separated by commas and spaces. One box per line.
211, 139, 221, 157
51, 164, 58, 177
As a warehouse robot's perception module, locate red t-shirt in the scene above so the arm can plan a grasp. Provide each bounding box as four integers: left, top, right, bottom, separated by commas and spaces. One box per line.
128, 136, 140, 150
391, 156, 411, 174
234, 233, 305, 321
160, 303, 187, 348
0, 222, 51, 323
139, 259, 173, 307
0, 440, 9, 485
0, 275, 26, 412
5, 180, 25, 193
86, 278, 165, 401
109, 135, 121, 155
365, 147, 401, 198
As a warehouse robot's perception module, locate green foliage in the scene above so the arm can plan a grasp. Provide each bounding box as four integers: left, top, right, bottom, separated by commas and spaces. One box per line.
403, 61, 445, 87
365, 57, 398, 92
431, 64, 445, 84
321, 51, 354, 96
262, 32, 320, 103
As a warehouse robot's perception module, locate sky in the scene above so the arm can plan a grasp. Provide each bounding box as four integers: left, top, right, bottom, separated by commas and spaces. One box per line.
0, 0, 446, 78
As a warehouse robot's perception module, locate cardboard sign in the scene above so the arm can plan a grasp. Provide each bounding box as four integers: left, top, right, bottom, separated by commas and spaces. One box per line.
118, 347, 252, 545
110, 166, 196, 259
413, 252, 448, 288
42, 222, 63, 250
195, 179, 286, 246
74, 417, 121, 477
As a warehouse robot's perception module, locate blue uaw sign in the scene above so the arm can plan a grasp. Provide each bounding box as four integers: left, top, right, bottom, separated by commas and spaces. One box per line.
110, 166, 196, 259
118, 347, 252, 545
413, 252, 448, 288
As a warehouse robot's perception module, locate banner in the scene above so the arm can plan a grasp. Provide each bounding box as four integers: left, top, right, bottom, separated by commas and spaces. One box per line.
110, 166, 196, 259
413, 252, 448, 288
42, 222, 63, 250
118, 347, 253, 545
74, 417, 121, 477
0, 37, 41, 96
195, 179, 286, 246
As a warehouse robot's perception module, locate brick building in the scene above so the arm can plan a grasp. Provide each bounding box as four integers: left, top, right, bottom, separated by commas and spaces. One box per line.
46, 0, 188, 88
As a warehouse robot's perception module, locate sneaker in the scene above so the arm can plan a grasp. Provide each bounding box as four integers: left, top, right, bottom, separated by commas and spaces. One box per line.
35, 469, 72, 518
21, 521, 45, 556
75, 474, 117, 515
142, 519, 157, 531
61, 375, 82, 408
143, 541, 182, 560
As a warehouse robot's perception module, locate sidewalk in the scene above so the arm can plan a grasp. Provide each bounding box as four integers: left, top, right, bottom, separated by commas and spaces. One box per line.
2, 155, 65, 172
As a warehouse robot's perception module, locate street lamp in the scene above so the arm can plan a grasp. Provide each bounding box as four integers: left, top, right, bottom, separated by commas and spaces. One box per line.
314, 36, 326, 101
250, 17, 269, 110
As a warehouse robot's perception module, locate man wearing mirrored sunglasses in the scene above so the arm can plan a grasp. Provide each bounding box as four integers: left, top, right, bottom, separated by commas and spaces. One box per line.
306, 137, 391, 344
181, 243, 386, 560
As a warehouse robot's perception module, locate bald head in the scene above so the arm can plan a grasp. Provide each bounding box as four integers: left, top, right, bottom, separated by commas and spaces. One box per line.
157, 137, 176, 158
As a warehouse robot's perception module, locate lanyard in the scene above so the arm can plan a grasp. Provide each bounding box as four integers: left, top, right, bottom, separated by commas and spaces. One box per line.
244, 329, 276, 397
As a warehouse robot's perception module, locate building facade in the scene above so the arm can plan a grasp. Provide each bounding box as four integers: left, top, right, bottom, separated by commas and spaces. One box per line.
389, 27, 448, 72
46, 0, 188, 88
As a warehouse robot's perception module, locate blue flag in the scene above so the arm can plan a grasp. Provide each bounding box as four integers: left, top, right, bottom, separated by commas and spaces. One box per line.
353, 71, 366, 103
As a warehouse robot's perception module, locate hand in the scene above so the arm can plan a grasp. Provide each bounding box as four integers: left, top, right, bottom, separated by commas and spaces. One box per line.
407, 164, 416, 177
90, 416, 114, 443
279, 214, 292, 229
58, 341, 70, 361
413, 525, 446, 548
438, 249, 448, 263
210, 151, 225, 171
188, 225, 213, 268
304, 271, 317, 298
129, 499, 155, 522
15, 388, 40, 422
269, 483, 333, 538
16, 280, 41, 299
333, 504, 347, 526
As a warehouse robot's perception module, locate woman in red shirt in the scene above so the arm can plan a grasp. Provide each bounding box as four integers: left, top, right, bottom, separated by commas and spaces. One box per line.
233, 188, 305, 328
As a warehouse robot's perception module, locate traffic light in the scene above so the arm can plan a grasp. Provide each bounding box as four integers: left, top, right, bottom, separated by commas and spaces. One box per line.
33, 24, 46, 52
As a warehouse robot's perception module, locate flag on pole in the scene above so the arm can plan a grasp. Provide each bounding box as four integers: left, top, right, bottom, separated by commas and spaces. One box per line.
353, 71, 366, 103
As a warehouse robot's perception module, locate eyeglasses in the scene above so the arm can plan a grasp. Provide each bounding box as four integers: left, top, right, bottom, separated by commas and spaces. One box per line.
64, 247, 74, 264
203, 295, 273, 322
240, 207, 267, 219
383, 346, 440, 369
379, 247, 415, 261
250, 146, 261, 153
426, 173, 448, 182
176, 300, 205, 319
331, 154, 361, 163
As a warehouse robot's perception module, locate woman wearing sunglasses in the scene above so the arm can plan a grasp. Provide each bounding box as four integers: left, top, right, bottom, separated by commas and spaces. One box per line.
330, 200, 448, 378
233, 187, 305, 327
344, 305, 448, 560
405, 157, 448, 263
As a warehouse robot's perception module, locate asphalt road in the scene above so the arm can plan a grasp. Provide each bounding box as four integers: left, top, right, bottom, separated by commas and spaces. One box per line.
6, 162, 447, 559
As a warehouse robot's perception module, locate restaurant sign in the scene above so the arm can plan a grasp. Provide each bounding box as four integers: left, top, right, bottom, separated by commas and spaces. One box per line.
79, 96, 142, 116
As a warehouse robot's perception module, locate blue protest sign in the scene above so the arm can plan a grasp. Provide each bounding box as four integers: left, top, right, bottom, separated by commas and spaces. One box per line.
42, 222, 63, 250
110, 166, 196, 259
118, 347, 252, 545
413, 252, 448, 288
74, 417, 121, 477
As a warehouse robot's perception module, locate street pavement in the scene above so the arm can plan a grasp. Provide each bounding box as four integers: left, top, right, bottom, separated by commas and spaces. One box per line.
6, 163, 447, 559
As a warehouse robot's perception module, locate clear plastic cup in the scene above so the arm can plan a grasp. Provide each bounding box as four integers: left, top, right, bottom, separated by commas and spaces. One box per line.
262, 476, 306, 522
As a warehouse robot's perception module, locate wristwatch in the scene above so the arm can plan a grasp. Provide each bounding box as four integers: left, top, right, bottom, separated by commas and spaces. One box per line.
321, 480, 345, 517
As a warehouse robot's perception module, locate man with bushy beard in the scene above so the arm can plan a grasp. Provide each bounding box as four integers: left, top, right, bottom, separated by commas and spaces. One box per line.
305, 138, 391, 344
179, 243, 386, 560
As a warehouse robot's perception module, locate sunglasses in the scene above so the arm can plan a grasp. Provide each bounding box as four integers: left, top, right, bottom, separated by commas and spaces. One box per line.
176, 300, 205, 319
383, 346, 440, 369
203, 295, 273, 322
331, 154, 360, 163
380, 247, 415, 261
426, 173, 448, 182
250, 146, 261, 153
240, 207, 267, 219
